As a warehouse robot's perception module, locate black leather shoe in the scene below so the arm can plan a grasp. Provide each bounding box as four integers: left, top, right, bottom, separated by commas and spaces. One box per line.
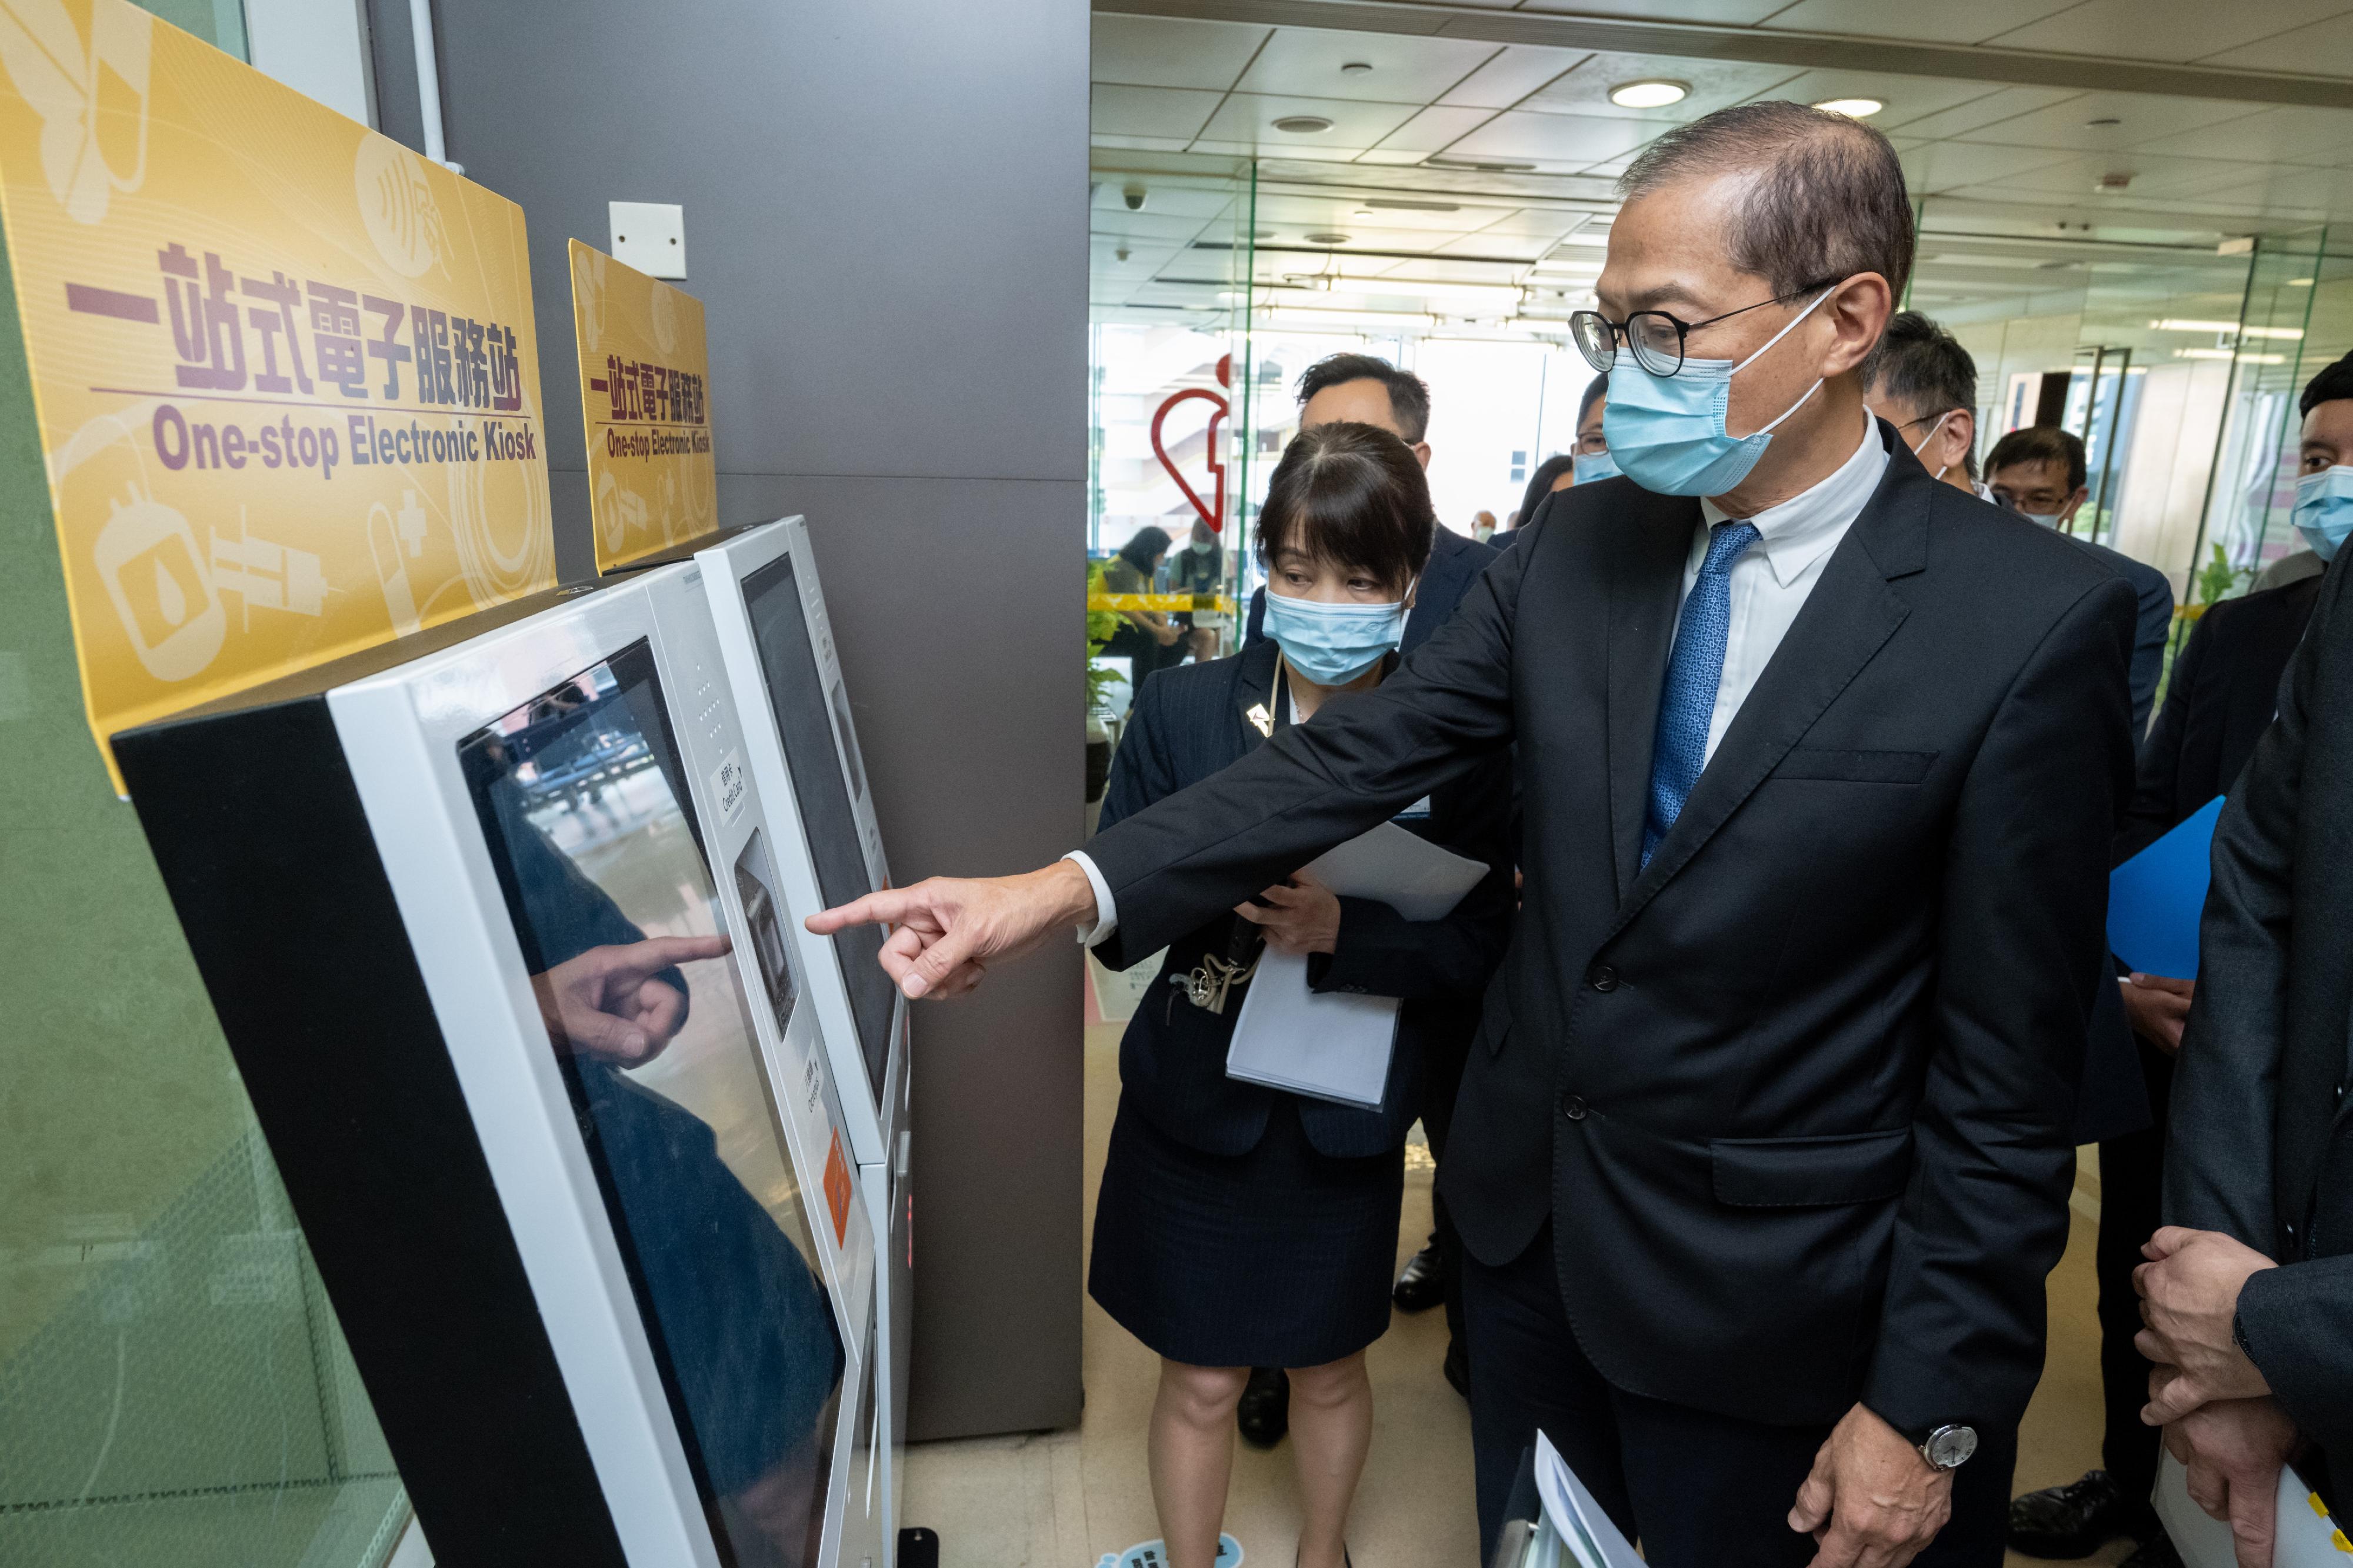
2120, 1534, 2184, 1568
1392, 1241, 1446, 1312
2008, 1470, 2158, 1558
1238, 1366, 1289, 1448
1442, 1337, 1469, 1400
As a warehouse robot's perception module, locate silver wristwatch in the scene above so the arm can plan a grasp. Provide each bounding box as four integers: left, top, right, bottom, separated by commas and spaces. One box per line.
1919, 1424, 1978, 1470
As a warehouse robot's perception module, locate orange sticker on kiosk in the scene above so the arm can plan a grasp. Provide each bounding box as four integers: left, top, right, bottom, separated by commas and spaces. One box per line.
568, 239, 714, 573
823, 1129, 853, 1248
0, 0, 556, 789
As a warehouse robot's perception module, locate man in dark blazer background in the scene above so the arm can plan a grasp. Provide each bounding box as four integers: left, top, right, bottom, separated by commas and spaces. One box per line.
2008, 359, 2337, 1566
1232, 352, 1501, 1444
812, 104, 2138, 1566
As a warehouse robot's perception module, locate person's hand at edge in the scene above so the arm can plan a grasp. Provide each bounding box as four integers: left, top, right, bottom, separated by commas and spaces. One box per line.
806, 861, 1099, 1000
1234, 870, 1341, 956
533, 934, 731, 1063
2137, 1227, 2277, 1421
2121, 973, 2195, 1054
1788, 1403, 1952, 1568
2164, 1396, 2298, 1568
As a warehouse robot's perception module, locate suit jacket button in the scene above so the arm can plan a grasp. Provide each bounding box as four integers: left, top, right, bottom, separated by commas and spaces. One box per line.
1587, 965, 1619, 992
1559, 1093, 1588, 1121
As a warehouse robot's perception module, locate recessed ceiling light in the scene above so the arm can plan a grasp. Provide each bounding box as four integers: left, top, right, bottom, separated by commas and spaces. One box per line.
1304, 231, 1352, 245
1273, 115, 1335, 134
2288, 276, 2316, 286
1609, 79, 1689, 109
1812, 96, 1884, 118
1341, 61, 1374, 75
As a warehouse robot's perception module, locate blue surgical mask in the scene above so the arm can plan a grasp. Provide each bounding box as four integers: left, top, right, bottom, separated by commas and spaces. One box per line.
1572, 450, 1619, 485
1264, 585, 1411, 686
2292, 466, 2353, 562
1602, 287, 1834, 497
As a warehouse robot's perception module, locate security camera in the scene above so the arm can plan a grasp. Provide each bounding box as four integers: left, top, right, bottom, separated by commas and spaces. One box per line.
1123, 184, 1147, 212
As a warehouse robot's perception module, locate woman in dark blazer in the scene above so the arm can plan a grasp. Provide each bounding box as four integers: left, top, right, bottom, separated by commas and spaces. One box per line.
1088, 422, 1512, 1568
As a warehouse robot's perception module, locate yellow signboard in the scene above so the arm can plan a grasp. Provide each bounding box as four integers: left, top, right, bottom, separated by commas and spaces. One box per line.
569, 239, 714, 573
0, 0, 555, 786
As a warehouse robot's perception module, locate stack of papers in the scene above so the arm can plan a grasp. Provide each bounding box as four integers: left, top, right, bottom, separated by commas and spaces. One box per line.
2155, 1449, 2347, 1566
1224, 820, 1486, 1109
1525, 1432, 1642, 1568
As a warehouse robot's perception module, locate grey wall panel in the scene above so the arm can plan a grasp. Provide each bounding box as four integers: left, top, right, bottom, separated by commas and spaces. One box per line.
415, 1, 1089, 1441
434, 0, 1089, 486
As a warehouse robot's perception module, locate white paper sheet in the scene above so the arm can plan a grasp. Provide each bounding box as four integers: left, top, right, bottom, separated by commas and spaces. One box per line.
1223, 820, 1487, 1108
1534, 1432, 1643, 1568
2155, 1450, 2346, 1567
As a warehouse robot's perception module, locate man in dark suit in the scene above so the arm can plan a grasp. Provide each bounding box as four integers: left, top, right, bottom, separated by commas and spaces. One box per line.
2007, 359, 2338, 1566
2125, 388, 2353, 1563
812, 103, 2137, 1566
1233, 352, 1501, 1443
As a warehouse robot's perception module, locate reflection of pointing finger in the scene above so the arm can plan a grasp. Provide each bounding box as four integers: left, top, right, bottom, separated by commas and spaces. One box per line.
603, 934, 729, 981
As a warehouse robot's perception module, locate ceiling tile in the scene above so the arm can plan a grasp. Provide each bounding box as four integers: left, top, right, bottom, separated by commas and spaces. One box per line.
1354, 148, 1433, 165
1091, 85, 1225, 143
1236, 28, 1500, 105
1367, 105, 1499, 155
2130, 105, 2353, 166
1091, 14, 1269, 92
1438, 46, 1590, 110
1089, 134, 1196, 155
1459, 207, 1598, 239
1091, 184, 1235, 220
1437, 111, 1662, 171
1967, 149, 2279, 200
1519, 0, 1795, 22
1880, 85, 2079, 138
1983, 0, 2349, 62
1194, 93, 1421, 151
1089, 208, 1222, 242
1746, 69, 2013, 124
1521, 51, 1800, 122
1758, 0, 2079, 44
1189, 138, 1371, 164
2199, 12, 2353, 72
1948, 90, 2268, 152
1899, 141, 2083, 192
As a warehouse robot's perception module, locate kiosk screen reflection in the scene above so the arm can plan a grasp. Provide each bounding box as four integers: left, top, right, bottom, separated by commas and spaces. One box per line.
743, 556, 893, 1102
459, 641, 844, 1568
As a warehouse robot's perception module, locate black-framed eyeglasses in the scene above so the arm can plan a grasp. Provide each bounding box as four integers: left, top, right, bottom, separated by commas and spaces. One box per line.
1569, 279, 1840, 378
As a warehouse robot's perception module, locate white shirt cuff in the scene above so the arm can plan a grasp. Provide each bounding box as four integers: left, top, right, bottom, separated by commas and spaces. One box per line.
1062, 850, 1118, 946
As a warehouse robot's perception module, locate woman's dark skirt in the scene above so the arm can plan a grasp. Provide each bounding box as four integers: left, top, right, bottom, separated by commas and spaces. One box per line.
1088, 1090, 1405, 1369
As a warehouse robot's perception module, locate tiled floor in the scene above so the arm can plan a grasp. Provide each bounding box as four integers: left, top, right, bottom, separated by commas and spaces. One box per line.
904, 1006, 2132, 1568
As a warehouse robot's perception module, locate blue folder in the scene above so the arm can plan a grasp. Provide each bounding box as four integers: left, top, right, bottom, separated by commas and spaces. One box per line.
2107, 795, 2226, 980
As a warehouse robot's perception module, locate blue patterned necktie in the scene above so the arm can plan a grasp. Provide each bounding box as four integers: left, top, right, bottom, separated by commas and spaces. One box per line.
1643, 520, 1760, 868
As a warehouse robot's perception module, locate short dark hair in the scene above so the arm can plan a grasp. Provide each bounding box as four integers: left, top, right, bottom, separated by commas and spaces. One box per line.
1519, 455, 1574, 528
2301, 350, 2353, 416
1985, 426, 2087, 494
1865, 311, 1979, 478
1257, 422, 1437, 594
1576, 372, 1609, 429
1296, 353, 1432, 443
1618, 101, 1915, 300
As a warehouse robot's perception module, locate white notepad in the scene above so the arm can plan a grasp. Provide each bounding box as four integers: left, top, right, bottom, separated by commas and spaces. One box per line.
1224, 820, 1487, 1109
2155, 1449, 2345, 1567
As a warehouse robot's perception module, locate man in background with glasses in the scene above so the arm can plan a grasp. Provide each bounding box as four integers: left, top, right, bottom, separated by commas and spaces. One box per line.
814, 102, 2138, 1568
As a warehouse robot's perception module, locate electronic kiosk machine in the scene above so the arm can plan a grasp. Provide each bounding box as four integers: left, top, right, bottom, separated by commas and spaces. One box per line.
694, 518, 912, 1554
118, 562, 885, 1568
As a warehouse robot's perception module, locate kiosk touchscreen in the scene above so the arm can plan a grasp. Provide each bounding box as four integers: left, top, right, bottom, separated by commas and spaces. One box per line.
694, 518, 904, 1167
117, 565, 879, 1568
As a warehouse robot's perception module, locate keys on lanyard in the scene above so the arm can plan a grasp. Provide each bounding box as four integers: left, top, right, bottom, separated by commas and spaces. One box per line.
1172, 952, 1258, 1015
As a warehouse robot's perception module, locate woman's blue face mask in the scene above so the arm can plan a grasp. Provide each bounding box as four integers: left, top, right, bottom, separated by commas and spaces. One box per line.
2292, 465, 2353, 562
1264, 582, 1412, 686
1601, 286, 1835, 498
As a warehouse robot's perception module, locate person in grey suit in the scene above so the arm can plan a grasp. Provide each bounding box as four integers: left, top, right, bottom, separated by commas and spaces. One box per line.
2135, 521, 2353, 1557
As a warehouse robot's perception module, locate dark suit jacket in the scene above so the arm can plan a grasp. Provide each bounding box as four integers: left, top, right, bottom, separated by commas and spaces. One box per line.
1244, 523, 1498, 654
1096, 636, 1512, 1158
1088, 421, 2138, 1435
2121, 575, 2321, 860
2069, 535, 2172, 739
2165, 552, 2353, 1478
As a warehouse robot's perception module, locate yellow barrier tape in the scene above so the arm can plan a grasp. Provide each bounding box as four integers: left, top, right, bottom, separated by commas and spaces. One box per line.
1090, 593, 1239, 615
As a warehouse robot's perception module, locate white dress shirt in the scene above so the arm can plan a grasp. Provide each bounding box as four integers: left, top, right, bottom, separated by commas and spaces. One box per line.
1682, 416, 1887, 766
1071, 418, 1890, 942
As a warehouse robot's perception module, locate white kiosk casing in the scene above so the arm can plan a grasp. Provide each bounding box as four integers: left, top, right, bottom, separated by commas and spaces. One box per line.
694, 518, 906, 1167
120, 564, 879, 1568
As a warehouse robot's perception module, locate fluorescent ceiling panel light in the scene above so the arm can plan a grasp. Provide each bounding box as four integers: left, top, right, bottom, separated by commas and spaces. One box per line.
1262, 306, 1435, 328
1813, 97, 1884, 118
1608, 79, 1688, 109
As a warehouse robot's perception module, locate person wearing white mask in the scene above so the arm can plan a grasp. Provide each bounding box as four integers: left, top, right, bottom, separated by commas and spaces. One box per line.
1861, 311, 1979, 495
1985, 426, 2172, 736
1076, 421, 1512, 1568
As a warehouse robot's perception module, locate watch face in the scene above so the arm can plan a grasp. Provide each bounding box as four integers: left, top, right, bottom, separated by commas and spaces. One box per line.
1927, 1425, 1978, 1469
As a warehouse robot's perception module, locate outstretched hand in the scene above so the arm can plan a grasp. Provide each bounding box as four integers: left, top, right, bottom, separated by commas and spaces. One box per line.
807, 860, 1101, 1000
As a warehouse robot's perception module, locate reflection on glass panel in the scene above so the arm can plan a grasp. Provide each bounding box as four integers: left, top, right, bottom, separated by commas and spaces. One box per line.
744, 555, 894, 1106
460, 641, 845, 1568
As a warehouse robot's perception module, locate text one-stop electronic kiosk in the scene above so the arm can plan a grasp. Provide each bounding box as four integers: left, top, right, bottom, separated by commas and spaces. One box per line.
692, 518, 913, 1554
117, 562, 887, 1568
